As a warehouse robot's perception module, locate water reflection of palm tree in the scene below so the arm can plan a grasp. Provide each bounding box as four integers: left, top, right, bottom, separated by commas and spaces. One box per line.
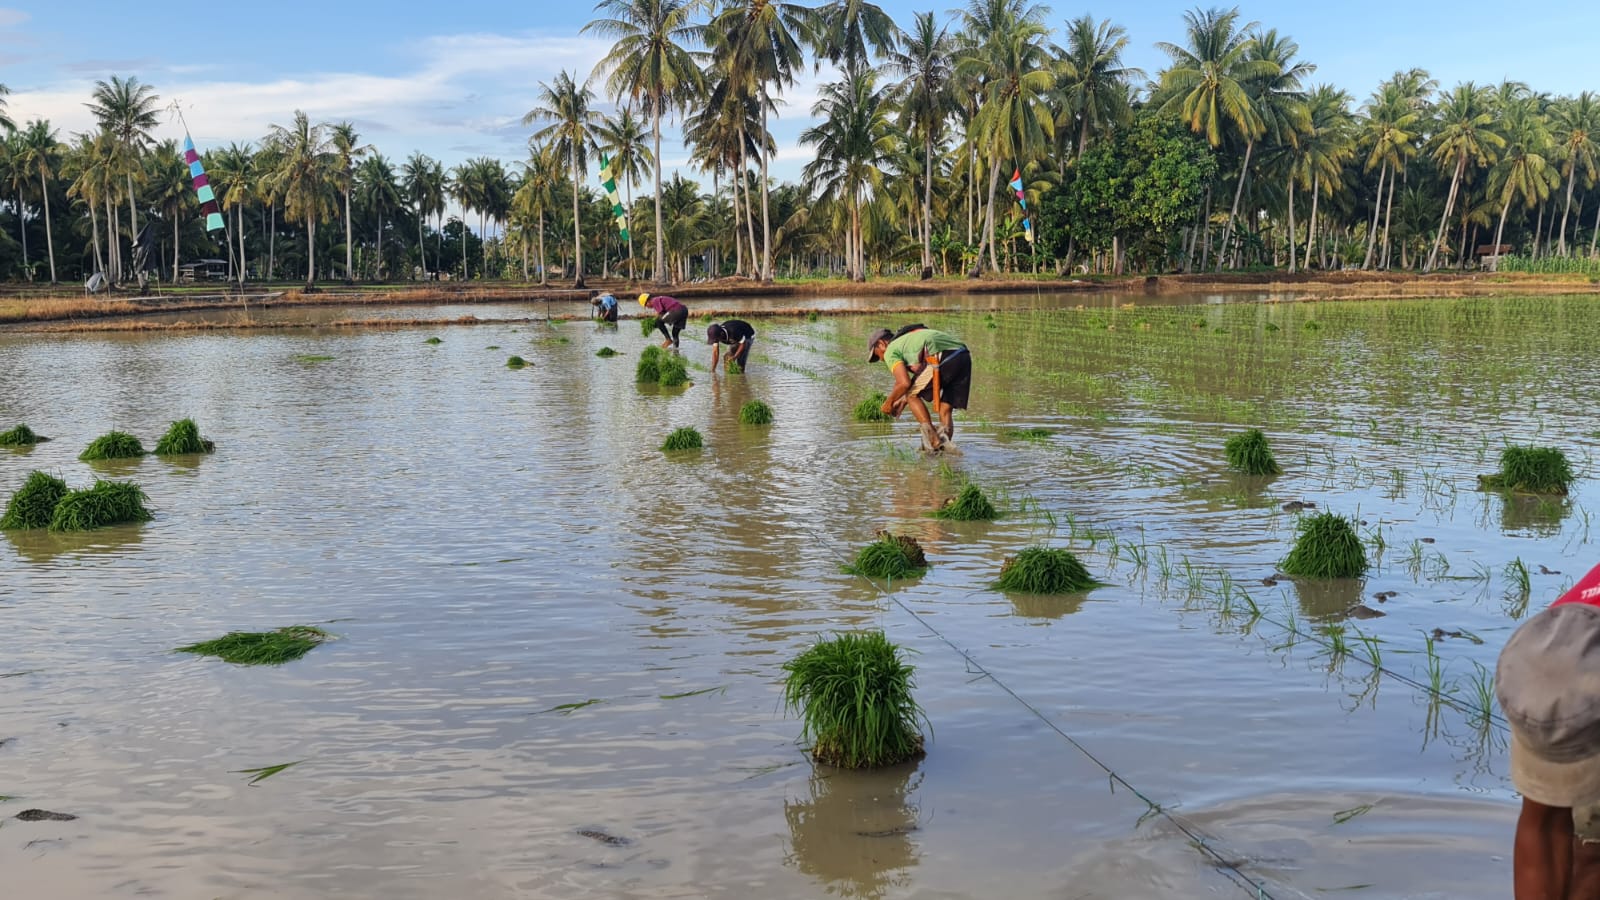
784, 761, 923, 899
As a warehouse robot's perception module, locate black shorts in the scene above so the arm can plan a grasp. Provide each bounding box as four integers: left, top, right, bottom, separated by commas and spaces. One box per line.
657, 306, 688, 344
730, 337, 753, 368
915, 347, 971, 410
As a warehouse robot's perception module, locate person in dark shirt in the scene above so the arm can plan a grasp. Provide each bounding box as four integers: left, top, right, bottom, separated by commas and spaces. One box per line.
707, 319, 756, 372
640, 293, 688, 348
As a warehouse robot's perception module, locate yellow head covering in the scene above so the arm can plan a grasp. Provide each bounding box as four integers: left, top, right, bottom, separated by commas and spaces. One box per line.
638, 293, 650, 307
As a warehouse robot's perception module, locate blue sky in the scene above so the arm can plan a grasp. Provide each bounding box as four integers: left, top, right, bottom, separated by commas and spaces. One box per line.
4, 1, 1599, 190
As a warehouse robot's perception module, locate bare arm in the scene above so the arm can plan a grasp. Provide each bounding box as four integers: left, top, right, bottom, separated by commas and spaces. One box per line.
710, 344, 721, 369
881, 363, 913, 416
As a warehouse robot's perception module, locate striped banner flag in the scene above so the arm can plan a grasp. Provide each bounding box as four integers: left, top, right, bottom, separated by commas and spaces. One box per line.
182, 136, 225, 233
598, 153, 629, 241
1009, 168, 1034, 244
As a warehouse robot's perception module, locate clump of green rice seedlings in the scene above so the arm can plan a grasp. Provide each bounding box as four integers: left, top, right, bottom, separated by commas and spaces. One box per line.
852, 392, 892, 423
994, 546, 1099, 593
933, 483, 998, 521
782, 631, 926, 769
1224, 428, 1281, 476
295, 354, 335, 364
1479, 446, 1576, 495
640, 315, 658, 337
596, 346, 619, 357
806, 310, 820, 322
78, 430, 145, 461
1264, 322, 1281, 332
0, 423, 47, 447
636, 346, 663, 382
0, 471, 69, 530
657, 356, 690, 387
425, 336, 442, 344
176, 626, 330, 666
999, 427, 1051, 441
506, 355, 528, 369
1302, 320, 1322, 332
48, 480, 153, 531
153, 419, 215, 455
739, 400, 774, 425
1280, 512, 1369, 578
661, 426, 703, 452
844, 533, 928, 579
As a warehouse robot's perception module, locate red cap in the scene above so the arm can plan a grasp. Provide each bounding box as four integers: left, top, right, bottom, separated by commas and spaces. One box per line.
1555, 562, 1600, 609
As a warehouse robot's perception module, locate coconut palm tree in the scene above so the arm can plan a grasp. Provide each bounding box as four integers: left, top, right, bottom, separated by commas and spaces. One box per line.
585, 0, 703, 283
261, 111, 337, 289
14, 119, 62, 283
1489, 98, 1558, 265
1550, 92, 1599, 256
1293, 85, 1355, 271
523, 71, 600, 287
208, 142, 255, 283
63, 132, 115, 278
593, 108, 653, 279
0, 83, 11, 132
329, 122, 365, 282
451, 159, 484, 278
710, 0, 814, 282
800, 67, 897, 280
1425, 82, 1504, 271
85, 75, 161, 281
402, 152, 442, 279
813, 0, 899, 70
886, 10, 953, 277
146, 139, 191, 282
1357, 81, 1418, 269
515, 142, 559, 284
1054, 15, 1140, 158
356, 153, 401, 279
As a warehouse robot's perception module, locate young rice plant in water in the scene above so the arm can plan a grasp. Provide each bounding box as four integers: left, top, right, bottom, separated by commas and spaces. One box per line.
1480, 446, 1575, 494
0, 470, 69, 530
739, 400, 774, 425
845, 533, 928, 579
0, 423, 46, 446
657, 357, 690, 387
853, 392, 892, 423
933, 484, 998, 520
1224, 428, 1281, 475
79, 430, 146, 461
640, 316, 658, 337
176, 626, 330, 665
1281, 512, 1369, 578
48, 480, 153, 531
782, 631, 925, 769
154, 419, 214, 455
596, 347, 618, 357
994, 547, 1098, 593
506, 355, 528, 369
661, 426, 703, 452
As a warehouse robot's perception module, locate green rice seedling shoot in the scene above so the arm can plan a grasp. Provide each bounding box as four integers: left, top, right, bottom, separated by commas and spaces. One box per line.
853, 392, 893, 423
596, 347, 619, 357
0, 423, 46, 447
48, 480, 153, 531
0, 471, 69, 530
782, 631, 926, 769
1224, 428, 1281, 475
844, 534, 929, 580
153, 419, 214, 455
1280, 512, 1369, 578
79, 430, 146, 461
176, 626, 330, 665
506, 355, 528, 369
739, 400, 774, 425
994, 547, 1099, 593
661, 427, 703, 452
1479, 445, 1576, 494
933, 483, 998, 521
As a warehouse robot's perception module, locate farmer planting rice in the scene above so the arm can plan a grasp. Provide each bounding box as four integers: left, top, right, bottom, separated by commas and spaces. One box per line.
590, 291, 619, 323
866, 325, 972, 453
706, 320, 755, 372
640, 292, 688, 348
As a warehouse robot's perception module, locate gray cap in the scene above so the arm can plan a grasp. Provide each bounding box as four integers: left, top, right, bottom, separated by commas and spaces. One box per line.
866, 328, 894, 362
1497, 586, 1600, 806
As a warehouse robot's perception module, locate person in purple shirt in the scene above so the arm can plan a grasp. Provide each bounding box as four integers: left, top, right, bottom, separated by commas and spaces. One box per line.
639, 293, 688, 348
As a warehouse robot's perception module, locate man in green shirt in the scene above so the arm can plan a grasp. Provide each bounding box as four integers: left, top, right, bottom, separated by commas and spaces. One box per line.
866, 325, 972, 453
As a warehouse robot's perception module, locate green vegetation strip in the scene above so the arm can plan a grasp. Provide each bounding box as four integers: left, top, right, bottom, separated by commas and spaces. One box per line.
177, 626, 330, 665
1281, 512, 1369, 578
48, 480, 153, 532
154, 418, 214, 455
0, 471, 68, 530
782, 631, 925, 769
79, 430, 145, 461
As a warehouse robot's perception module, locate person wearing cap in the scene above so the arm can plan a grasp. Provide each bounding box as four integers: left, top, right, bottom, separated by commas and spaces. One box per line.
866, 325, 971, 453
640, 293, 688, 348
590, 291, 619, 323
707, 319, 756, 372
1497, 560, 1600, 898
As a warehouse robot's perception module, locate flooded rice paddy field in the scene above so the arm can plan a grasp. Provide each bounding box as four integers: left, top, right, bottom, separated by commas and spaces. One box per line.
2, 293, 1597, 898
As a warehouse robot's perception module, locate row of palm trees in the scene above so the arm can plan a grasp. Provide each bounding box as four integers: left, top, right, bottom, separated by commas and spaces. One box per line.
3, 4, 1599, 286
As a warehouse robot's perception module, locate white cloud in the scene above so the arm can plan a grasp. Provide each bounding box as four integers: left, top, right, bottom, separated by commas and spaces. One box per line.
0, 8, 29, 28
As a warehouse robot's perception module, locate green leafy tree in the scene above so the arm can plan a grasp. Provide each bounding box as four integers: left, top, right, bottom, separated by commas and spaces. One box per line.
1425, 82, 1504, 271
261, 111, 337, 288
1551, 92, 1599, 256
85, 75, 160, 282
886, 10, 953, 275
14, 119, 62, 283
523, 71, 600, 286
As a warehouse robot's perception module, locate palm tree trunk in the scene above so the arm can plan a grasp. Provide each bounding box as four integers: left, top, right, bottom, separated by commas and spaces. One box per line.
922, 133, 934, 276
1591, 200, 1600, 257
1380, 170, 1397, 269
307, 216, 317, 287
343, 187, 353, 281
1492, 196, 1512, 272
652, 109, 664, 282
1427, 156, 1466, 272
984, 158, 1002, 273
481, 212, 489, 280
1363, 162, 1387, 269
624, 170, 635, 281
731, 171, 744, 276
759, 102, 772, 282
417, 204, 428, 279
17, 197, 28, 278
1217, 140, 1254, 271
106, 195, 119, 282
1303, 173, 1320, 271
1560, 166, 1577, 256
237, 205, 247, 286
126, 172, 138, 280
538, 213, 547, 285
269, 202, 277, 279
570, 141, 583, 288
1199, 184, 1213, 270
38, 172, 56, 283
172, 212, 179, 284
1286, 168, 1297, 274
89, 200, 103, 277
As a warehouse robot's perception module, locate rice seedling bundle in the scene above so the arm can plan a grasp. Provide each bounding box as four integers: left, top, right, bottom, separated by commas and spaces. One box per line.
843, 534, 928, 579
640, 316, 659, 337
994, 547, 1098, 593
0, 423, 46, 446
782, 631, 925, 769
1280, 512, 1368, 578
636, 354, 662, 382
506, 355, 528, 369
657, 357, 690, 387
852, 392, 892, 423
0, 471, 69, 530
661, 426, 703, 452
933, 484, 998, 520
1480, 446, 1575, 495
154, 418, 214, 455
1223, 428, 1280, 476
739, 400, 774, 425
999, 427, 1051, 441
79, 430, 146, 461
596, 347, 618, 357
176, 626, 329, 665
48, 480, 153, 532
425, 336, 442, 344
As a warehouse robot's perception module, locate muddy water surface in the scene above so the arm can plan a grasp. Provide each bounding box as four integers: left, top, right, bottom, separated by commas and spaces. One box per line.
3, 294, 1597, 899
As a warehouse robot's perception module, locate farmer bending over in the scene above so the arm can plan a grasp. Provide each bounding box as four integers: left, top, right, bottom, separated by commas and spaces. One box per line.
866, 325, 972, 453
640, 293, 688, 348
707, 320, 755, 372
1497, 559, 1600, 899
591, 292, 619, 323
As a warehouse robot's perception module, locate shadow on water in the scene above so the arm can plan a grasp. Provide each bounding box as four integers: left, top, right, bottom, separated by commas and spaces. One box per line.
1006, 590, 1093, 620
1496, 492, 1572, 537
2, 523, 147, 564
784, 760, 923, 899
1290, 577, 1366, 624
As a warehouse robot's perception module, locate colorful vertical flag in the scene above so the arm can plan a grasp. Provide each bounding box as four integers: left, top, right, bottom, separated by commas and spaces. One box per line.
598, 153, 629, 241
1009, 168, 1034, 244
182, 136, 225, 233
